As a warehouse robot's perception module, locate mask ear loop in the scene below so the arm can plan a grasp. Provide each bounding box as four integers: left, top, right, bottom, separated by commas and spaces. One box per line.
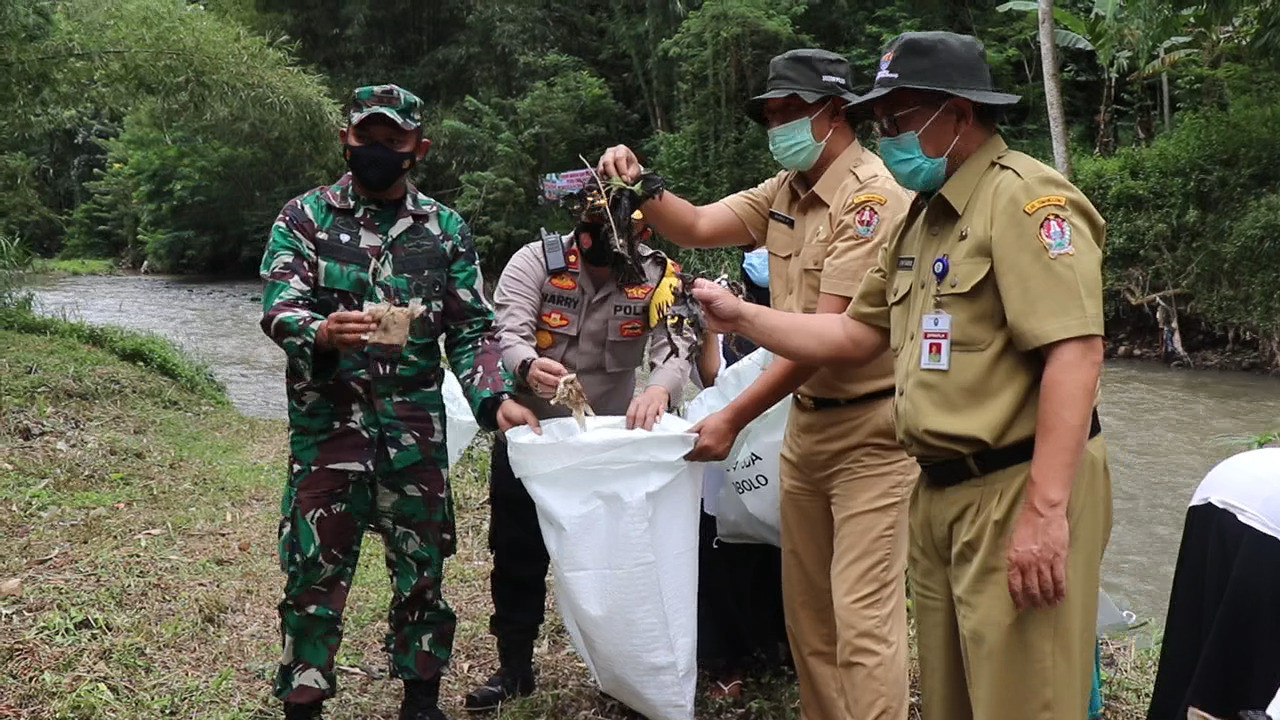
812, 100, 837, 144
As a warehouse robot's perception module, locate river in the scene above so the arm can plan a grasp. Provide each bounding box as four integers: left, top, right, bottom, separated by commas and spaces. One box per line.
27, 274, 1280, 623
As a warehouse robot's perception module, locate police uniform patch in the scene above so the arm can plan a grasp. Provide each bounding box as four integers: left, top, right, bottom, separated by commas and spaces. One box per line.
854, 206, 880, 239
623, 284, 653, 300
619, 320, 645, 338
1038, 214, 1074, 258
540, 311, 571, 329
549, 273, 577, 291
566, 249, 579, 271
1023, 196, 1067, 215
535, 329, 554, 350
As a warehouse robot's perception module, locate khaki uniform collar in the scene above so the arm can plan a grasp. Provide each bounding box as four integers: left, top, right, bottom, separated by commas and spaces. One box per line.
787, 140, 867, 206
936, 134, 1008, 215
322, 172, 438, 216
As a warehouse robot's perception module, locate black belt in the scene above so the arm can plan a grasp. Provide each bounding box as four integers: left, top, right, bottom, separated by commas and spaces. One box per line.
793, 386, 896, 411
920, 410, 1103, 487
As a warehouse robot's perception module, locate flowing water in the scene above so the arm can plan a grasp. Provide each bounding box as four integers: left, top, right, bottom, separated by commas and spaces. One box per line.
27, 274, 1280, 623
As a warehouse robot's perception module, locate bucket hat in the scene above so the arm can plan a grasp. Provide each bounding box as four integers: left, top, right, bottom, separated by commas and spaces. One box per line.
745, 49, 860, 124
852, 32, 1020, 107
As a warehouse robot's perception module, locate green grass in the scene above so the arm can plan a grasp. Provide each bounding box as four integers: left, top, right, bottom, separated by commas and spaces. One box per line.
0, 325, 1158, 719
31, 258, 121, 276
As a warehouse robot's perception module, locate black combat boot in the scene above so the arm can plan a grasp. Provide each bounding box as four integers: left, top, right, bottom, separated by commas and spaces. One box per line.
463, 641, 535, 712
400, 676, 450, 720
283, 700, 323, 719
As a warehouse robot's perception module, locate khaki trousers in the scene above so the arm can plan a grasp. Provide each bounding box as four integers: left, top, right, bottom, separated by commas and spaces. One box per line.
910, 435, 1112, 720
780, 396, 919, 720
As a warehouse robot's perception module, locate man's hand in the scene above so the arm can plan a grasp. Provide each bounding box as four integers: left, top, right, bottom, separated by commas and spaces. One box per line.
316, 311, 378, 351
686, 410, 743, 462
597, 145, 644, 184
525, 357, 568, 399
496, 399, 542, 435
691, 279, 748, 334
1006, 493, 1070, 611
625, 385, 669, 431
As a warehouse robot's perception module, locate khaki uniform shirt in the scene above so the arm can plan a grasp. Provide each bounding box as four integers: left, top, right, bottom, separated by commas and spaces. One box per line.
720, 141, 910, 400
848, 135, 1106, 462
494, 237, 692, 418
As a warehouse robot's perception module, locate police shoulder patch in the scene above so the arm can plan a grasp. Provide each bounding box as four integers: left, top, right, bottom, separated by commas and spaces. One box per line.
853, 193, 888, 206
1038, 213, 1074, 258
1023, 195, 1067, 215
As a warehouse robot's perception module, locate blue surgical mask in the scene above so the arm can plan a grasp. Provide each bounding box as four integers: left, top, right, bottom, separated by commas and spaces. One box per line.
742, 249, 769, 288
767, 102, 834, 172
878, 104, 960, 193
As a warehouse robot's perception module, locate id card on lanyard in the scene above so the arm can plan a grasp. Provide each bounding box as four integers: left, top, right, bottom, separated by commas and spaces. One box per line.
920, 311, 951, 370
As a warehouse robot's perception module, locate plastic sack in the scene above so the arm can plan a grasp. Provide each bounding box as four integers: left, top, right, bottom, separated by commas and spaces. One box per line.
505, 415, 702, 720
685, 348, 789, 546
442, 370, 480, 467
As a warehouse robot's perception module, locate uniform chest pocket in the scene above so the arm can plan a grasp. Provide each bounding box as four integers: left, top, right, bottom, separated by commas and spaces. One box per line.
605, 316, 648, 373
887, 273, 914, 354
934, 257, 1001, 351
315, 256, 370, 316
797, 241, 828, 313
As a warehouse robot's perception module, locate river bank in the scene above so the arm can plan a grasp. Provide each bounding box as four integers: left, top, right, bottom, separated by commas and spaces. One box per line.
0, 310, 1160, 718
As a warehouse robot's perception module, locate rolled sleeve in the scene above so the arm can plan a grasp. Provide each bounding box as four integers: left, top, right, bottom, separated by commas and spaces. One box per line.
717, 173, 788, 250
992, 173, 1106, 351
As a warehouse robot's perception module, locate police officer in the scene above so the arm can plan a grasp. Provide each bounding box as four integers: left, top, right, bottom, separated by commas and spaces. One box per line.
464, 205, 694, 710
691, 32, 1112, 720
599, 49, 918, 720
259, 84, 539, 720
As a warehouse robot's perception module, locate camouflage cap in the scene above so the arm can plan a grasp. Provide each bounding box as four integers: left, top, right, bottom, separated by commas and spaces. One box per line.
346, 84, 424, 131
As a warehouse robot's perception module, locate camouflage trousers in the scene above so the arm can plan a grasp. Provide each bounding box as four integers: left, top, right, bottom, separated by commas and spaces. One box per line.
274, 457, 457, 704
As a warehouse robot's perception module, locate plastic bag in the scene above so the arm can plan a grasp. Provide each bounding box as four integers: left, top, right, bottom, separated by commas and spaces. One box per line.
505, 415, 702, 720
685, 348, 788, 546
442, 370, 480, 467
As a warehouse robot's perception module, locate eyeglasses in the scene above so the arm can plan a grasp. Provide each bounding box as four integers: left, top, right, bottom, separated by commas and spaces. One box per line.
875, 102, 955, 137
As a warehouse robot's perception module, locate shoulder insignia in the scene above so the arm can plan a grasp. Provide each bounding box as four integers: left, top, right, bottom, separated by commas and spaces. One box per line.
565, 248, 579, 271
1038, 214, 1074, 258
854, 205, 881, 239
549, 273, 577, 291
540, 311, 572, 329
1023, 196, 1067, 215
853, 193, 888, 206
535, 329, 555, 350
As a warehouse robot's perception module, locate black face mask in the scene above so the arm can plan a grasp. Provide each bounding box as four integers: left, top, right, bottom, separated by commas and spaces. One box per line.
577, 222, 614, 268
343, 142, 416, 193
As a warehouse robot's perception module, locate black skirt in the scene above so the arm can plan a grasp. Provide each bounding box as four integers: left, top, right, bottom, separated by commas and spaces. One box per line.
1146, 503, 1280, 720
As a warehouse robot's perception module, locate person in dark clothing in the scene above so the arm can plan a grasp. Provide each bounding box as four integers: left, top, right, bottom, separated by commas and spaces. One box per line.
693, 248, 790, 699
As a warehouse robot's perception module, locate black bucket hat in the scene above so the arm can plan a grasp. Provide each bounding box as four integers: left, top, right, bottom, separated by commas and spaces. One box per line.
852, 32, 1021, 108
744, 48, 860, 125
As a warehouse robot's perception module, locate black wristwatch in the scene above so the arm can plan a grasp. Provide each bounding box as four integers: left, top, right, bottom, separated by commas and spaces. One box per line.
516, 357, 535, 384
478, 391, 514, 431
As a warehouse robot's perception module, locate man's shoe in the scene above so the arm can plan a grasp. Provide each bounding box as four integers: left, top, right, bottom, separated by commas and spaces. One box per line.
283, 701, 323, 720
463, 667, 536, 712
400, 677, 450, 720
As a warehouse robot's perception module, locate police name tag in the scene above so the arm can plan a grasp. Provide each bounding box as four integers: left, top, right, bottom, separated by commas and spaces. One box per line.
920, 312, 952, 371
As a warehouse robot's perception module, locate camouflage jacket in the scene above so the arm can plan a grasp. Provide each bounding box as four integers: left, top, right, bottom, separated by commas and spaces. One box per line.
260, 173, 512, 471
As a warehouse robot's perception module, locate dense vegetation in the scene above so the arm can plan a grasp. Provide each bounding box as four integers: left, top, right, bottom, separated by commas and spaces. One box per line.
2, 0, 1279, 362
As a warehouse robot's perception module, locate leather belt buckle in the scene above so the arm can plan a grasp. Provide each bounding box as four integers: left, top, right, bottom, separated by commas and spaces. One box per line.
794, 394, 816, 411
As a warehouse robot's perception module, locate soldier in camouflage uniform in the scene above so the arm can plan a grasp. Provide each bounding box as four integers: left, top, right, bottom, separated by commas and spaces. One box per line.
259, 84, 540, 720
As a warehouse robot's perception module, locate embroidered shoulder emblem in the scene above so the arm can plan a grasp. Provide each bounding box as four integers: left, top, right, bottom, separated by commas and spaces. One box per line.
854, 206, 881, 239
853, 193, 888, 206
1038, 214, 1074, 258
